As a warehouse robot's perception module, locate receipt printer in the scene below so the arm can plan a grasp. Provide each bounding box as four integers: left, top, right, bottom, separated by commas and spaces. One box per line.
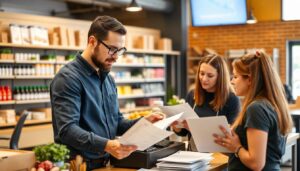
110, 140, 185, 169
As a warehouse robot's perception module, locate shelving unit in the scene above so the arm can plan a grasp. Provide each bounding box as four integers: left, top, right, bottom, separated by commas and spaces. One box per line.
187, 56, 201, 90
0, 11, 180, 148
0, 118, 52, 128
15, 99, 50, 104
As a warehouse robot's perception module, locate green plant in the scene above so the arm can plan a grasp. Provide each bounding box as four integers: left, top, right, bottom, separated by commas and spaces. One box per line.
167, 95, 185, 106
33, 143, 70, 162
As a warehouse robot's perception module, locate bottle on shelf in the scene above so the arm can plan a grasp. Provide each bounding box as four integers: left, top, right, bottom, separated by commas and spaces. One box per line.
5, 86, 12, 100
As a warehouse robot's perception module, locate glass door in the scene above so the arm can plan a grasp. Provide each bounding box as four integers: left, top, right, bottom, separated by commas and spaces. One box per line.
287, 41, 300, 99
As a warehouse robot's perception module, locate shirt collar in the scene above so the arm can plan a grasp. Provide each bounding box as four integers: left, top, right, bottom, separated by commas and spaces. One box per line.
76, 53, 109, 80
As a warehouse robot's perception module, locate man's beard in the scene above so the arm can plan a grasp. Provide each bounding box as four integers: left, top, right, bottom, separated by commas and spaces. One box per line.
91, 47, 113, 72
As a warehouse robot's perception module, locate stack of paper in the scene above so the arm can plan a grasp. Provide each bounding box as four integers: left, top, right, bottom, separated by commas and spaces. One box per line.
156, 151, 213, 171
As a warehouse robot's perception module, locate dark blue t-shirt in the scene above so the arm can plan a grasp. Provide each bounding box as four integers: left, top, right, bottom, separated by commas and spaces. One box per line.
229, 100, 286, 171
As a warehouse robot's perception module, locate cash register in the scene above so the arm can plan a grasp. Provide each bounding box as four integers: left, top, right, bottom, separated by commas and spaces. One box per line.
110, 139, 185, 169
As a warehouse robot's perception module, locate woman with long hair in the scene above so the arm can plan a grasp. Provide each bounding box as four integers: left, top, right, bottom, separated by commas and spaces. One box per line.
213, 50, 293, 170
172, 54, 240, 151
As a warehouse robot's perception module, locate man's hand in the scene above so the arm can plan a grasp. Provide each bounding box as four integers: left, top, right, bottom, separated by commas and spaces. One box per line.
144, 112, 164, 123
104, 140, 137, 159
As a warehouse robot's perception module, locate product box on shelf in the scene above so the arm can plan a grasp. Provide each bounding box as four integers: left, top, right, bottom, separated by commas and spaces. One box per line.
75, 30, 87, 48
0, 31, 8, 43
54, 26, 68, 46
67, 28, 75, 46
0, 109, 16, 124
20, 25, 30, 45
158, 38, 172, 51
30, 108, 52, 119
0, 149, 35, 171
49, 32, 59, 46
9, 24, 22, 44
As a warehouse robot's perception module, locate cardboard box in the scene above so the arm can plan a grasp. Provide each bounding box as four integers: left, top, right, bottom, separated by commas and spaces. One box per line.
0, 31, 8, 43
54, 27, 68, 46
75, 30, 87, 48
30, 108, 52, 119
0, 110, 16, 124
0, 149, 35, 171
134, 35, 148, 49
157, 38, 172, 51
67, 28, 75, 47
9, 24, 22, 44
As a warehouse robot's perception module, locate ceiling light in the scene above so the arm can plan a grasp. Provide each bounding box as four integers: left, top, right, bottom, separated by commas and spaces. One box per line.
126, 0, 142, 12
247, 9, 257, 24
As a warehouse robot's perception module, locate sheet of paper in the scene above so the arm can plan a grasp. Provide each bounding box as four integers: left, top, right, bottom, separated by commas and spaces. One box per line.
154, 112, 183, 129
159, 103, 198, 120
119, 118, 174, 151
187, 116, 231, 153
158, 151, 213, 164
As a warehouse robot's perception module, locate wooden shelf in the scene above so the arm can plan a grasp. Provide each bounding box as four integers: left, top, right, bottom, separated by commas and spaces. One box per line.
0, 42, 83, 51
0, 100, 15, 105
113, 63, 144, 67
120, 106, 151, 113
15, 60, 56, 64
118, 94, 145, 99
15, 75, 54, 79
115, 78, 145, 84
115, 78, 164, 84
15, 99, 50, 104
0, 59, 14, 63
144, 78, 165, 82
0, 43, 180, 55
127, 48, 180, 55
145, 92, 165, 97
0, 118, 52, 128
56, 61, 71, 64
0, 76, 15, 79
144, 63, 165, 67
118, 92, 165, 99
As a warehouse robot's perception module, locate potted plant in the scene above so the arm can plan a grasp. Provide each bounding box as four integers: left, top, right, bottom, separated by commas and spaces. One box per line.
33, 143, 70, 167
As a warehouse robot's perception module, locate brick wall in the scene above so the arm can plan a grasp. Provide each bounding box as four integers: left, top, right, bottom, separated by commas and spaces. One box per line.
188, 20, 300, 82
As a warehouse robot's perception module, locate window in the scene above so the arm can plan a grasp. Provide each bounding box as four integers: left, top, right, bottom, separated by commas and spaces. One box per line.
282, 0, 300, 21
287, 41, 300, 99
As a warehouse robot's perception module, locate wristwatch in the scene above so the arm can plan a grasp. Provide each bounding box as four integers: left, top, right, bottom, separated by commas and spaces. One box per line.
234, 146, 243, 158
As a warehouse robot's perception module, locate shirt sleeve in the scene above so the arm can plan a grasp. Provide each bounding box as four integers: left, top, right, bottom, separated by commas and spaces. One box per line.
173, 90, 195, 137
51, 73, 108, 153
225, 93, 240, 124
244, 102, 271, 132
108, 75, 138, 136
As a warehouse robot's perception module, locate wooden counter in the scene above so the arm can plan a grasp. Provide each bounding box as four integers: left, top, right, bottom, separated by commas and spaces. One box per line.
94, 153, 228, 171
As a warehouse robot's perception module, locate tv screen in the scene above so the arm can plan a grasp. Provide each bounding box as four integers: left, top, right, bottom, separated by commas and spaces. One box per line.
190, 0, 247, 26
282, 0, 300, 21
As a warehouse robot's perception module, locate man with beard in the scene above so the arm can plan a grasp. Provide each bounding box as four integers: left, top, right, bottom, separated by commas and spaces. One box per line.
50, 16, 163, 170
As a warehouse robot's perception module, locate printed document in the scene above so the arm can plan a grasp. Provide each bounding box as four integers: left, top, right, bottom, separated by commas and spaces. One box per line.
159, 103, 198, 119
154, 112, 183, 129
187, 116, 231, 153
119, 118, 173, 151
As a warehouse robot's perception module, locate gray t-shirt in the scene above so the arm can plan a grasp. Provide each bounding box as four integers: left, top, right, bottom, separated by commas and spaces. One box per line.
229, 100, 286, 171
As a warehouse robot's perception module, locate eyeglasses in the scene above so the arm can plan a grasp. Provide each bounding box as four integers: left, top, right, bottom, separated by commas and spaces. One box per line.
99, 40, 127, 56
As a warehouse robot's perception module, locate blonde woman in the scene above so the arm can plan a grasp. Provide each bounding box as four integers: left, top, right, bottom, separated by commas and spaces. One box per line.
213, 50, 293, 171
172, 54, 240, 150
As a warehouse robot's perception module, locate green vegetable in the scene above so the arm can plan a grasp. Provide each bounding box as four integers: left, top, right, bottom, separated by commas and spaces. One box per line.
33, 143, 70, 162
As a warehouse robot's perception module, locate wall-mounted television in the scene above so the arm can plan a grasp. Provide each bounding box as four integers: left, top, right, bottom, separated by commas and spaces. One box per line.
190, 0, 247, 27
282, 0, 300, 21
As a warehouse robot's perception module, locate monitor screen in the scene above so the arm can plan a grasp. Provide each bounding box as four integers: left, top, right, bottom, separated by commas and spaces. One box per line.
282, 0, 300, 21
190, 0, 247, 26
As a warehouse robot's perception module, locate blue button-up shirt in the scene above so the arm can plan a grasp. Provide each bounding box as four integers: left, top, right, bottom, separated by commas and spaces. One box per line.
50, 54, 137, 159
